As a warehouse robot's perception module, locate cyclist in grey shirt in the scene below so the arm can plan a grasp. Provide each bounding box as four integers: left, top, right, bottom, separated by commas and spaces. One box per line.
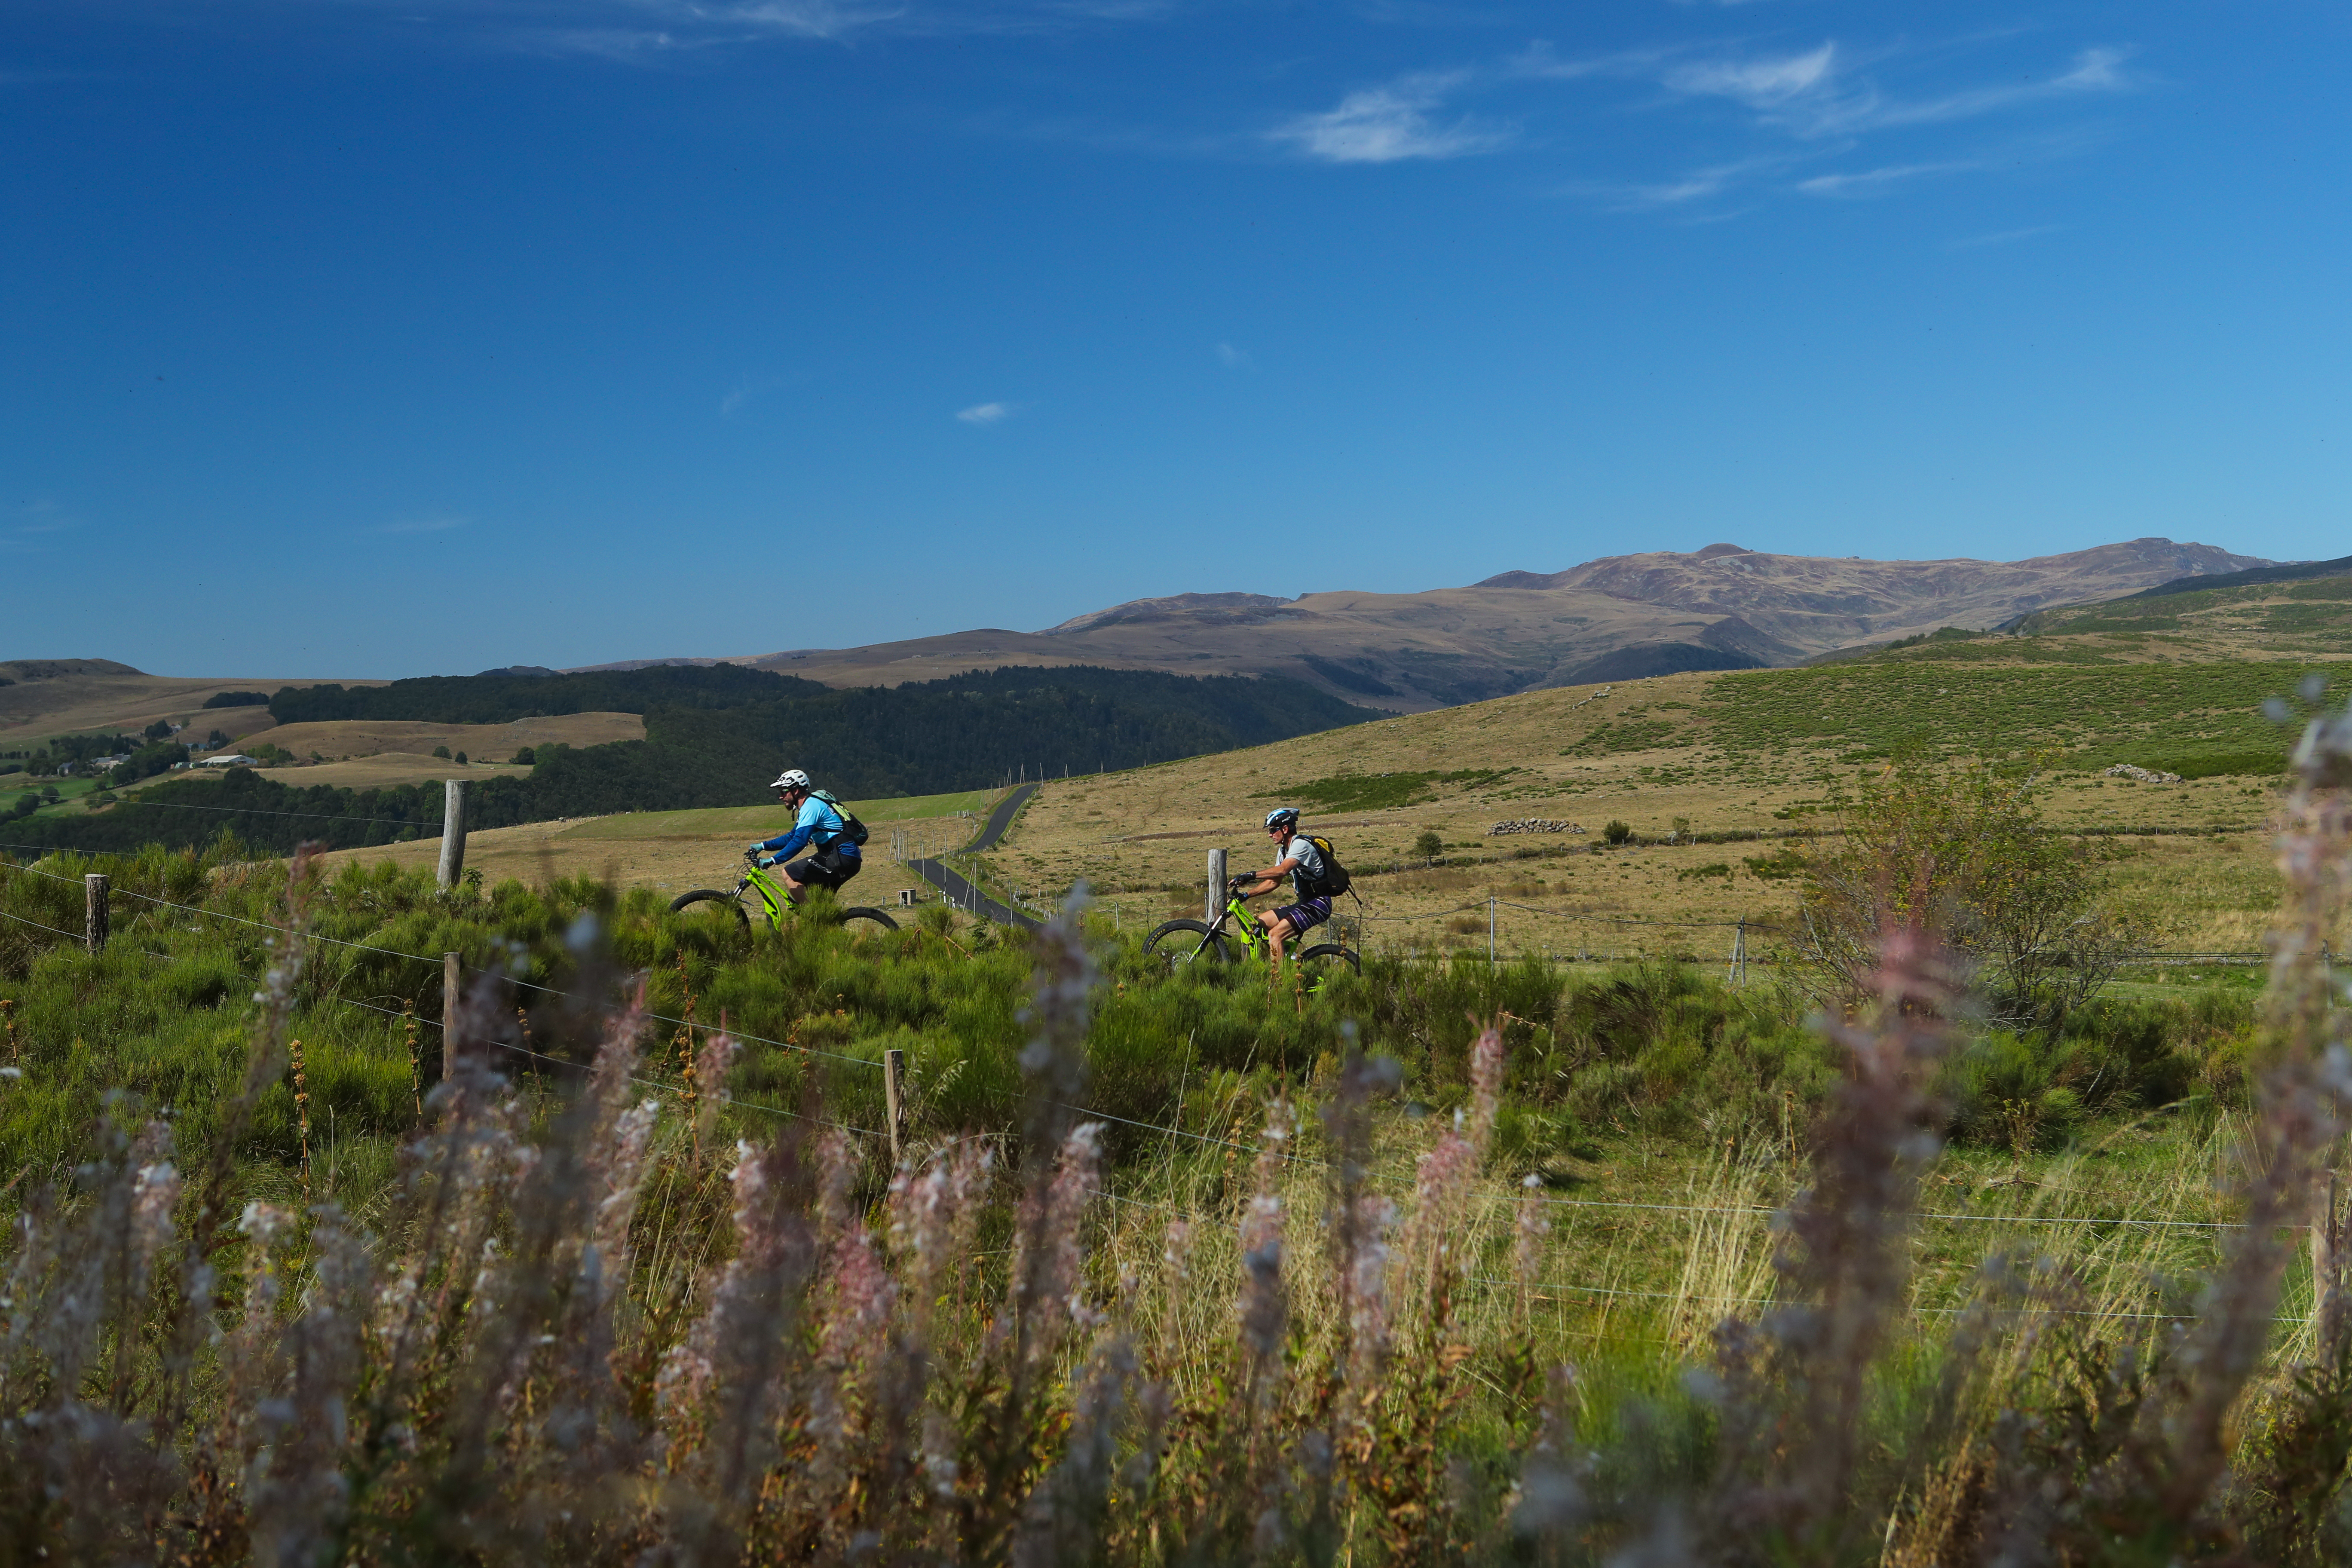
1235, 807, 1332, 968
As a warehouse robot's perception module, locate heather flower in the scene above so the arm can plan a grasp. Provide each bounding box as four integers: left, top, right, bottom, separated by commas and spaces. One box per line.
888, 1138, 991, 1334
1238, 1100, 1292, 1383
1513, 1172, 1551, 1314
1008, 1121, 1106, 1364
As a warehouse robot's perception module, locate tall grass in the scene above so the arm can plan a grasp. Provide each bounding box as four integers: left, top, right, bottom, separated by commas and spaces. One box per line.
0, 687, 2348, 1562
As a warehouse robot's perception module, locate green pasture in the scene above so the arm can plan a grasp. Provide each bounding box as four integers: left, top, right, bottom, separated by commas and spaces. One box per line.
1703, 657, 2337, 773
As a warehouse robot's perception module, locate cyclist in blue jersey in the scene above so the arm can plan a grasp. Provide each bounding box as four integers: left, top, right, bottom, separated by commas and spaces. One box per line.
747, 769, 863, 903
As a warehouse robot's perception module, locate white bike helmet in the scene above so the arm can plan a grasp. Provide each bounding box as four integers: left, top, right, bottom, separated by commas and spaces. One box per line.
1264, 807, 1299, 831
770, 768, 811, 792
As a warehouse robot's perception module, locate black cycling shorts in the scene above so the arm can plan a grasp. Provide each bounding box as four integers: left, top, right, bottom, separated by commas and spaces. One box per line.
784, 847, 861, 891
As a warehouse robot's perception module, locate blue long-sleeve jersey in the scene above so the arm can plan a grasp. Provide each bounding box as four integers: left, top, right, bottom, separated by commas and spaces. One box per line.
757, 794, 860, 860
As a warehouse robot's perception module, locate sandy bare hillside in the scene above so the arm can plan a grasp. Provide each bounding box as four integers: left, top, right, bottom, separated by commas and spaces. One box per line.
711, 537, 2269, 713
0, 660, 377, 746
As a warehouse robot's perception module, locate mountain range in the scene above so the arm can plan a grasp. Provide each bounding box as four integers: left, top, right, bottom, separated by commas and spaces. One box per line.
594, 537, 2270, 712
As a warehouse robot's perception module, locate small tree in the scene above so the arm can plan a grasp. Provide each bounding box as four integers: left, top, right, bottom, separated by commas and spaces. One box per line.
453, 750, 468, 766
512, 745, 536, 766
1798, 749, 2144, 1034
432, 745, 451, 760
1413, 828, 1443, 859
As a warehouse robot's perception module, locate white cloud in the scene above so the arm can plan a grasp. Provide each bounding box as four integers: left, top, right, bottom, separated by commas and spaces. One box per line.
1270, 73, 1511, 164
1666, 43, 1836, 108
1796, 159, 1981, 198
956, 402, 1014, 425
1215, 342, 1251, 369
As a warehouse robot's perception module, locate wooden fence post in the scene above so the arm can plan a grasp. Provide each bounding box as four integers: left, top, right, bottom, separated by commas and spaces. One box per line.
884, 1048, 907, 1165
1207, 848, 1227, 927
442, 951, 461, 1080
436, 779, 469, 891
84, 873, 109, 954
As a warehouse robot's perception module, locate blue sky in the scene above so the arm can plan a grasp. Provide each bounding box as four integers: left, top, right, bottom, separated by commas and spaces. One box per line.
4, 0, 2347, 676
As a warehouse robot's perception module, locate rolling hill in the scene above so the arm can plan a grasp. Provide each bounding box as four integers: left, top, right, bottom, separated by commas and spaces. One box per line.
661, 537, 2270, 712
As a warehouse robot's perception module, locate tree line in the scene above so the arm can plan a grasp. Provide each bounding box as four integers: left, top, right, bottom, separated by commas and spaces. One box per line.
4, 665, 1378, 856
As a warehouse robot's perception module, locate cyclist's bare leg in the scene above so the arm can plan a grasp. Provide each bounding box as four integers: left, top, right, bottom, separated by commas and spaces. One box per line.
1262, 911, 1298, 969
779, 868, 806, 906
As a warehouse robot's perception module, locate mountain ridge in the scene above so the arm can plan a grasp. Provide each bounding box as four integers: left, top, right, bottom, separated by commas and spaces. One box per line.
710, 536, 2270, 712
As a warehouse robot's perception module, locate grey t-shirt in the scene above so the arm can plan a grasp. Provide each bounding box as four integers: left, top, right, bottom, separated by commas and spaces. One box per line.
1282, 833, 1327, 899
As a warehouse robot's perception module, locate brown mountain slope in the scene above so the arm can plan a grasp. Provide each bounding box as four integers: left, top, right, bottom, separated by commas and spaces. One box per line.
733, 537, 2269, 713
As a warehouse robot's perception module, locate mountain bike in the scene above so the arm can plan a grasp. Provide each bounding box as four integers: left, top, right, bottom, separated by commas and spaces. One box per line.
669, 851, 900, 934
1144, 880, 1360, 978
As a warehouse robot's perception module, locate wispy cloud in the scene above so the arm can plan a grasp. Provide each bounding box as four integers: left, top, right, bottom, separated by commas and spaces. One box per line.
2, 500, 77, 551
956, 401, 1014, 425
1215, 342, 1252, 370
1270, 72, 1511, 164
1574, 154, 1789, 211
1656, 41, 2135, 141
1666, 43, 1836, 108
1531, 36, 2139, 212
1796, 158, 1982, 198
522, 0, 1174, 58
378, 514, 468, 534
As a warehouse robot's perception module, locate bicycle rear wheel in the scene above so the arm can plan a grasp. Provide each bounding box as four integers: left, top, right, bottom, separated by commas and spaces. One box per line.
669, 889, 750, 928
1296, 943, 1360, 976
1145, 919, 1230, 968
838, 906, 899, 934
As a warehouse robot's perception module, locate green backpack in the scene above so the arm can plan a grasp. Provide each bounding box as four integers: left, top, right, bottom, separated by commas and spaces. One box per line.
811, 790, 871, 848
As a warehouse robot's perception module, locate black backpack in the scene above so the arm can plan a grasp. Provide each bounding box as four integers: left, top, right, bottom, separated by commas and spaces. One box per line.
810, 790, 870, 848
1305, 834, 1351, 897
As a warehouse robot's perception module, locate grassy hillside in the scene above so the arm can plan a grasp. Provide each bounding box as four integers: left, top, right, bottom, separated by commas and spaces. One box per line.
290, 653, 2334, 966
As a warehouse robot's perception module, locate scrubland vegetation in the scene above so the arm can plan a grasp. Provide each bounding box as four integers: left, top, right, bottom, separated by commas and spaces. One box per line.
1, 679, 2350, 1562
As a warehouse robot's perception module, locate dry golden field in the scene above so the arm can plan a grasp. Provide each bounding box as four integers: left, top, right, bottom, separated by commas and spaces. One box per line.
244, 712, 645, 768
973, 663, 2311, 962
0, 660, 375, 745
313, 788, 995, 909
302, 656, 2325, 964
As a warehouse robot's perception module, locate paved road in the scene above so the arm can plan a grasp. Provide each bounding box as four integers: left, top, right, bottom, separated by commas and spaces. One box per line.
906, 782, 1040, 929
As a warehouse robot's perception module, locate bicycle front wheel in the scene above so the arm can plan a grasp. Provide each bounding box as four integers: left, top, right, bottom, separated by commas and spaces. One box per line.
669, 889, 751, 928
1145, 919, 1230, 968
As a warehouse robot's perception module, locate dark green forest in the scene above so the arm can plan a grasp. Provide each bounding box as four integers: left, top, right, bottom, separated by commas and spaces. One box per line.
5, 665, 1376, 856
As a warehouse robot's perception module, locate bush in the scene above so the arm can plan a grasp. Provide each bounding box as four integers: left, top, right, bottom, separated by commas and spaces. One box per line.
1603, 819, 1632, 845
432, 745, 452, 759
513, 745, 536, 766
1798, 748, 2151, 1033
1413, 828, 1443, 858
454, 750, 468, 766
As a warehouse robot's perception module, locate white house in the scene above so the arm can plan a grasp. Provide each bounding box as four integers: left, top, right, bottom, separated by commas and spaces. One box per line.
200, 754, 260, 768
